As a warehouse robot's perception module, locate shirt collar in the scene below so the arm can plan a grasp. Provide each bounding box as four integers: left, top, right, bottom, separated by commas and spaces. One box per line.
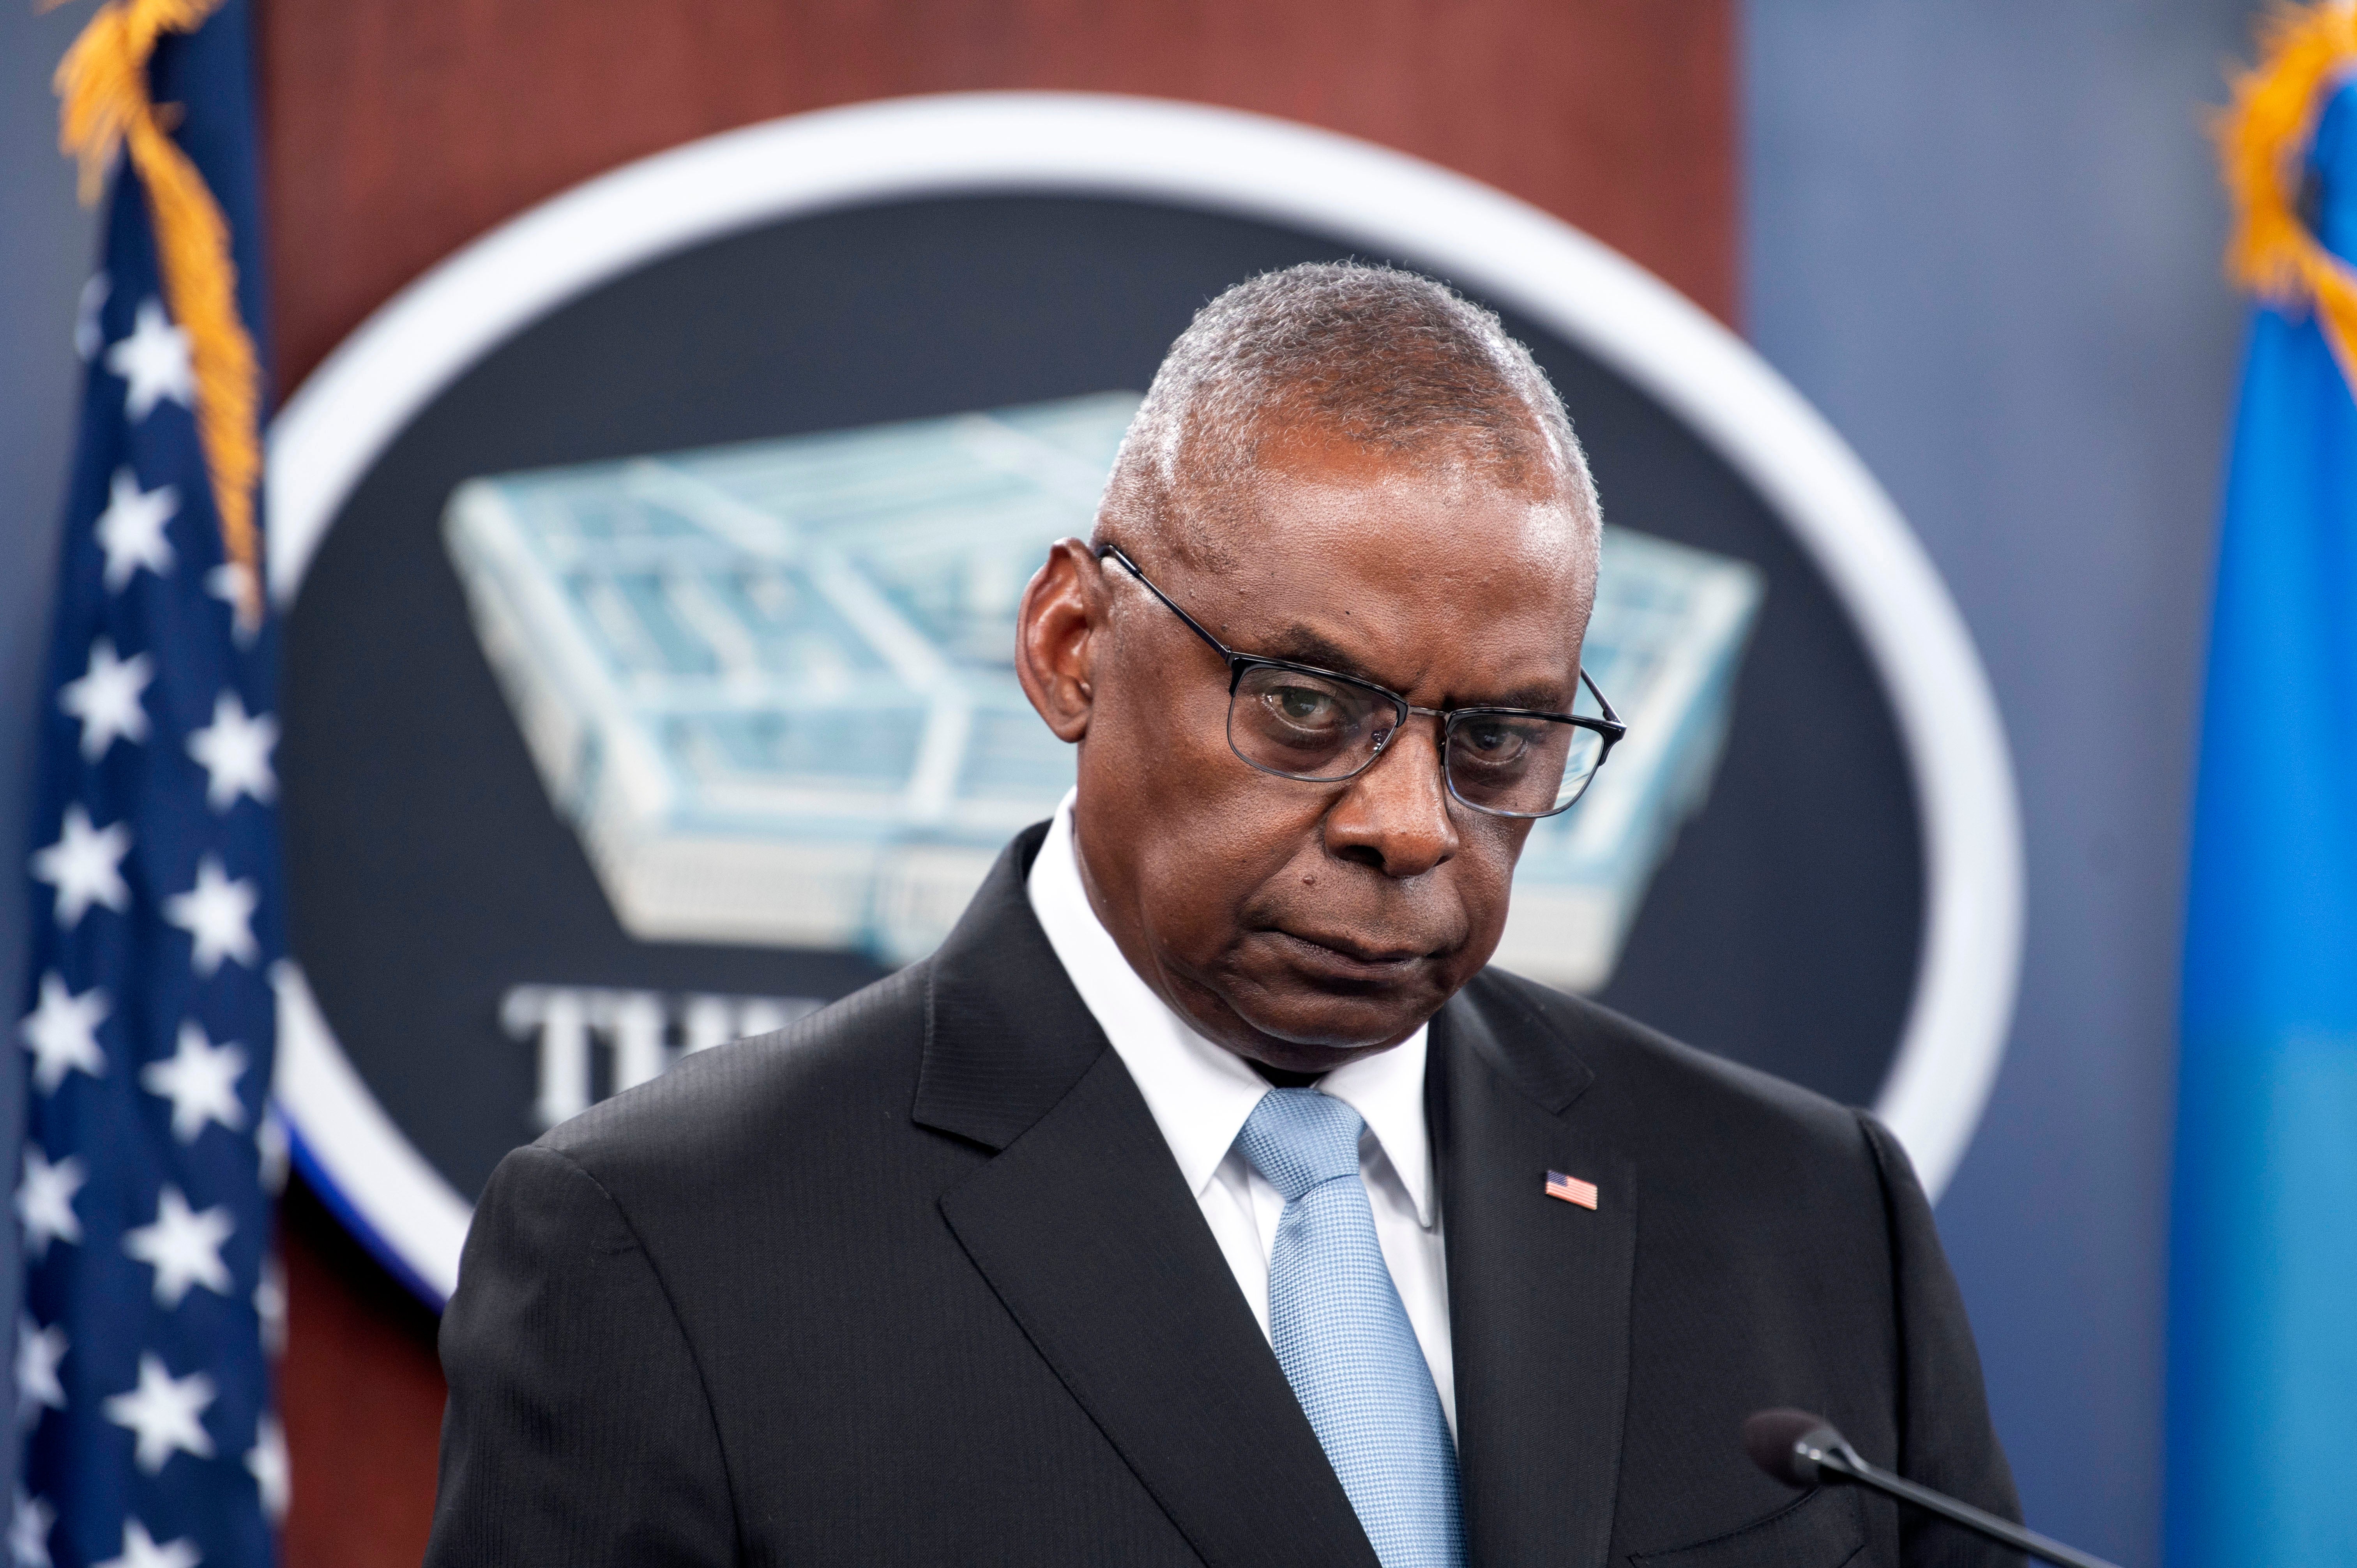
1318, 1021, 1435, 1227
1024, 792, 1435, 1227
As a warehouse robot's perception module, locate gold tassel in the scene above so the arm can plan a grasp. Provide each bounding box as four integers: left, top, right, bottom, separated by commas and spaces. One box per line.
54, 0, 264, 629
2218, 2, 2357, 390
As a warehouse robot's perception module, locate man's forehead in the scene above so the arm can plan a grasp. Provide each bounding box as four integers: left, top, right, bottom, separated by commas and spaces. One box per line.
1220, 452, 1593, 588
1247, 414, 1571, 503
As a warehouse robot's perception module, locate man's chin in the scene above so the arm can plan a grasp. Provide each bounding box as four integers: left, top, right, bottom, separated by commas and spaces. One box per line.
1210, 976, 1442, 1066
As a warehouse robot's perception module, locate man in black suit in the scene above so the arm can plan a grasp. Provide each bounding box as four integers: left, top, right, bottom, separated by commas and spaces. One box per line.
425, 263, 2018, 1567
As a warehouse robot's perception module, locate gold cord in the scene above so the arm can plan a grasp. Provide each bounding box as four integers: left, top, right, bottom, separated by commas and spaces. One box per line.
56, 0, 263, 627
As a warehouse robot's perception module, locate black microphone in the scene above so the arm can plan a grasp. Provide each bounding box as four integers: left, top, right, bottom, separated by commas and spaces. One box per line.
1742, 1409, 2122, 1568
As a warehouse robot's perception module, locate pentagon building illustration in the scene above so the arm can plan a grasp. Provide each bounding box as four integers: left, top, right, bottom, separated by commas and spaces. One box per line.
442, 391, 1762, 989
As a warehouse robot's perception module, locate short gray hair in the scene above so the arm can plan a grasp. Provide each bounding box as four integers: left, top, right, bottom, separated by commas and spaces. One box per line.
1096, 262, 1599, 562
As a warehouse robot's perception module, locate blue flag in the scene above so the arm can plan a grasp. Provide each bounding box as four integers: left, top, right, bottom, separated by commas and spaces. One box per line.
14, 4, 285, 1565
2169, 72, 2357, 1568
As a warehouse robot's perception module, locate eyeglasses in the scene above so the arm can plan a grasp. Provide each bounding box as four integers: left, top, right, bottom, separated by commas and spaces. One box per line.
1096, 544, 1626, 819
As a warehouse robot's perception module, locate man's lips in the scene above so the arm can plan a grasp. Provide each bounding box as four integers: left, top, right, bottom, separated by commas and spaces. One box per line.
1262, 927, 1435, 980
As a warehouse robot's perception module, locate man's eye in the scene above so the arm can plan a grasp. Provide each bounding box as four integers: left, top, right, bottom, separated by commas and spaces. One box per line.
1272, 687, 1338, 725
1459, 720, 1528, 761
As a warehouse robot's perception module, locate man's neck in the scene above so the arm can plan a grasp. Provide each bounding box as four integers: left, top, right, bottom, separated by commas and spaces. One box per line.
1250, 1060, 1324, 1090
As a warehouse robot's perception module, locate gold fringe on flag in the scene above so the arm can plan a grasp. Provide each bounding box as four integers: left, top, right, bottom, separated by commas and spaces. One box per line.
2218, 1, 2357, 391
53, 0, 264, 628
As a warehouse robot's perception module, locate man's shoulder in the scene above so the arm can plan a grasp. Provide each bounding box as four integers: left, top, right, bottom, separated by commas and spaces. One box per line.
532, 961, 935, 1190
1459, 966, 1873, 1165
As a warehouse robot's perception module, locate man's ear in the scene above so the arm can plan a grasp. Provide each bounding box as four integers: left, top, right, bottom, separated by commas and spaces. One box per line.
1015, 538, 1101, 743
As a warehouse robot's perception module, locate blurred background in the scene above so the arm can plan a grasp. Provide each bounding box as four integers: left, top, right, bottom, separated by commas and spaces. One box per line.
0, 2, 2277, 1565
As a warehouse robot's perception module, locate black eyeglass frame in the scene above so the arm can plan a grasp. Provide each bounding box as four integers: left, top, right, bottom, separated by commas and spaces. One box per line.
1096, 543, 1627, 819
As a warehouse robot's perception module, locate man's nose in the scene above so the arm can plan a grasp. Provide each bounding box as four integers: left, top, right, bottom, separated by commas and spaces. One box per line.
1323, 717, 1459, 877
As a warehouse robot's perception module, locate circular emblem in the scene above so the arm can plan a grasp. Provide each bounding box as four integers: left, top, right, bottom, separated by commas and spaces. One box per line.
267, 93, 2022, 1304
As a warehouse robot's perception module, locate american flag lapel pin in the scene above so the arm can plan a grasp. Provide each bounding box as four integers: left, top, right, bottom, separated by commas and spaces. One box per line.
1544, 1170, 1599, 1210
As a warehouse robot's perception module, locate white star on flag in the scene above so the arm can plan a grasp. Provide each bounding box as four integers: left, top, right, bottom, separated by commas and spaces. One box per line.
92, 1519, 199, 1568
73, 272, 108, 364
185, 692, 277, 811
123, 1186, 235, 1310
140, 1023, 248, 1144
19, 974, 108, 1093
103, 299, 194, 423
100, 1354, 215, 1474
14, 1150, 86, 1263
58, 639, 153, 761
8, 1488, 52, 1568
162, 856, 258, 976
95, 468, 178, 592
14, 1317, 65, 1431
245, 1414, 289, 1522
29, 805, 131, 929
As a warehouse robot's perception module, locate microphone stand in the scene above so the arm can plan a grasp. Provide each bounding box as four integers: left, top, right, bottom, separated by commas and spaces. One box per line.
1793, 1429, 2121, 1568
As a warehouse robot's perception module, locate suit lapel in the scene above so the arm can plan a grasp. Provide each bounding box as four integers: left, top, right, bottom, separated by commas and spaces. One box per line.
919, 827, 1378, 1568
1434, 987, 1636, 1568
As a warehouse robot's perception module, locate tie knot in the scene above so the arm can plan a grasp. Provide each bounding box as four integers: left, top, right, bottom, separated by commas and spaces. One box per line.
1237, 1088, 1366, 1201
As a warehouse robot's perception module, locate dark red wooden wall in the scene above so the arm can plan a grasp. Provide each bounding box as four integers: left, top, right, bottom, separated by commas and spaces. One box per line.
251, 4, 1737, 1561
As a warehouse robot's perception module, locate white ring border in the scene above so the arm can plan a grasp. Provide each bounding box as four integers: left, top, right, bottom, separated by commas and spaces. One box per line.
266, 91, 2024, 1304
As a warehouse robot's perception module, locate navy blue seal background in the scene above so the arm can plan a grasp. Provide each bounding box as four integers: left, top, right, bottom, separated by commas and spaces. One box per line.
280, 192, 1922, 1208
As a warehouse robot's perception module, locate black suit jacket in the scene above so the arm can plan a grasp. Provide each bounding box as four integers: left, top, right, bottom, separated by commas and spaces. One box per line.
425, 823, 2018, 1567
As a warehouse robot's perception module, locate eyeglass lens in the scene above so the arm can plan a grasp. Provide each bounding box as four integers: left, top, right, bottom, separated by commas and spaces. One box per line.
1226, 664, 1607, 816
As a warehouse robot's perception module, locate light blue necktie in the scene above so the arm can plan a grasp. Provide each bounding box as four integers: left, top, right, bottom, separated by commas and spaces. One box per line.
1236, 1088, 1465, 1568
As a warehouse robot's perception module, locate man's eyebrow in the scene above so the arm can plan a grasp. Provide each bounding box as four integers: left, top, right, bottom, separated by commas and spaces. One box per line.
1250, 624, 1577, 712
1253, 625, 1382, 679
1477, 682, 1579, 713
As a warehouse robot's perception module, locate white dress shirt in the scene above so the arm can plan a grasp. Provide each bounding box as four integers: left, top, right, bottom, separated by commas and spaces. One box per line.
1026, 793, 1456, 1432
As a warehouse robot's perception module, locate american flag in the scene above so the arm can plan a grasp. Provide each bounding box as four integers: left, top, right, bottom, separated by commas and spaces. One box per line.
15, 4, 284, 1565
1544, 1170, 1599, 1210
